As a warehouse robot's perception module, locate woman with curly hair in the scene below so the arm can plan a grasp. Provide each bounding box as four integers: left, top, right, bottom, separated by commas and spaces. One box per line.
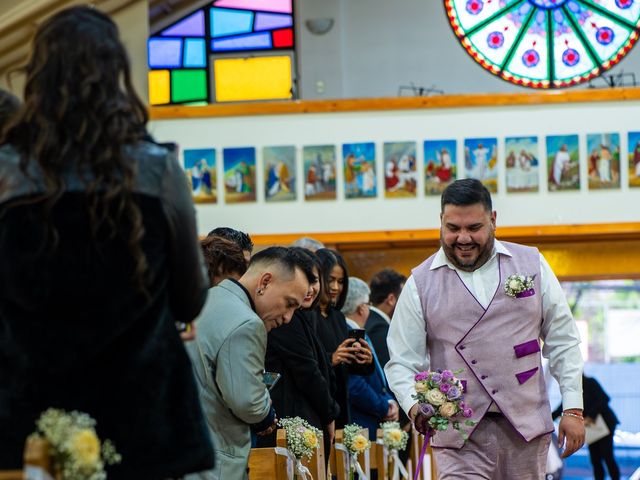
0, 6, 214, 478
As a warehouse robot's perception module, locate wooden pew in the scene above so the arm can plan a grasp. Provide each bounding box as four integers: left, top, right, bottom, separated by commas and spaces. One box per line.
331, 428, 370, 480
249, 428, 326, 480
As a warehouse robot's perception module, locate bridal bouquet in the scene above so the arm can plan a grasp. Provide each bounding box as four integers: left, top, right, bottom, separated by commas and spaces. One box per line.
413, 369, 475, 440
29, 408, 121, 480
277, 417, 321, 479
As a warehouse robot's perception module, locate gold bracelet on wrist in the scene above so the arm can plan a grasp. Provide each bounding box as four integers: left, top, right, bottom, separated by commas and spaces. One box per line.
562, 412, 584, 421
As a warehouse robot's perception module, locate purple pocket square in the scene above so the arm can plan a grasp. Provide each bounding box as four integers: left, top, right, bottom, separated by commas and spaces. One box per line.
515, 289, 535, 298
514, 339, 540, 358
516, 367, 538, 384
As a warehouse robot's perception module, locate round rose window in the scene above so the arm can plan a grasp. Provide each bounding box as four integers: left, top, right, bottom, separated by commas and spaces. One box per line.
445, 0, 640, 88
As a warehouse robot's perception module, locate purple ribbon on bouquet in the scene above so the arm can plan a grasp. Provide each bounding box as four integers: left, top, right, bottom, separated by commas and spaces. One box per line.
413, 430, 431, 480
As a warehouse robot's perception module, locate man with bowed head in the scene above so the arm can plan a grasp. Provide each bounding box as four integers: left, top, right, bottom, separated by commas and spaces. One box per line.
386, 179, 585, 478
186, 247, 315, 480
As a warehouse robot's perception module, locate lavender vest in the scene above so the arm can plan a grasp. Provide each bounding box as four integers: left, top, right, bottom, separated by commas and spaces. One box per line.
412, 241, 554, 448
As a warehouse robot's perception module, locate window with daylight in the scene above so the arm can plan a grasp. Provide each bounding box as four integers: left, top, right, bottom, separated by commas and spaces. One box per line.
148, 0, 295, 105
445, 0, 640, 88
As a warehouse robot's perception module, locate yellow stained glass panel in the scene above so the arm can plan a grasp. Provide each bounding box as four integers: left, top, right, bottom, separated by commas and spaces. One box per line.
214, 56, 292, 102
148, 70, 170, 105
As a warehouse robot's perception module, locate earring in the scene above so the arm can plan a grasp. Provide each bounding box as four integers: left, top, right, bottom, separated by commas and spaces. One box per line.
257, 288, 264, 296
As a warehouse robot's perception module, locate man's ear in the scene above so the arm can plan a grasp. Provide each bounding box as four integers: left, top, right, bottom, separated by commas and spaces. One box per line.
386, 292, 397, 308
258, 272, 273, 292
491, 210, 497, 229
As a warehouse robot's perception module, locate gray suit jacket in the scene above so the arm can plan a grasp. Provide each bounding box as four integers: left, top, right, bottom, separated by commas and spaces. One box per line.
186, 280, 271, 480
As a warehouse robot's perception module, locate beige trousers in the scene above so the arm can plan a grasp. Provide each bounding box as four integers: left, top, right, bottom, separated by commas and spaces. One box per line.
433, 415, 551, 480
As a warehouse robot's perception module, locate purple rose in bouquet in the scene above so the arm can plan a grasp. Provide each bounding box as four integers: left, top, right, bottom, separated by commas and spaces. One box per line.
412, 369, 476, 441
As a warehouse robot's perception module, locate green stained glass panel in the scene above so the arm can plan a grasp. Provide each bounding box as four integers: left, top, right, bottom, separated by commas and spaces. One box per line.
171, 69, 207, 102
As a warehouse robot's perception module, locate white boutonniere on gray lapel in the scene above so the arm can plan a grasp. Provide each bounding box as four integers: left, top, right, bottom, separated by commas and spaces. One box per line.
504, 274, 536, 298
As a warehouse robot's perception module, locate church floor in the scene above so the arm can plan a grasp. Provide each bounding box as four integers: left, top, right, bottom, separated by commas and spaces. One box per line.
562, 445, 640, 479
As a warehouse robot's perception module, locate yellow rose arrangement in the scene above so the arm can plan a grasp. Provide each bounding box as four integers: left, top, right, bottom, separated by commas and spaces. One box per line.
380, 421, 409, 452
30, 408, 121, 480
342, 423, 371, 480
278, 417, 322, 461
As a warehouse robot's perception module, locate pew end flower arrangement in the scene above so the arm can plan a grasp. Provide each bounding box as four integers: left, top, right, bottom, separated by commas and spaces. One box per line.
277, 417, 322, 479
379, 421, 409, 480
28, 408, 121, 480
341, 423, 371, 480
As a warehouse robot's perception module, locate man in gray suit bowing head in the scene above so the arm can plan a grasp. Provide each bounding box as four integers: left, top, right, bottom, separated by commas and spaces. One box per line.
187, 246, 314, 480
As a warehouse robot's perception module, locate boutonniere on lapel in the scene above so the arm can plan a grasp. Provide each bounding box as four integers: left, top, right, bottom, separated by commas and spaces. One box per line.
504, 274, 536, 298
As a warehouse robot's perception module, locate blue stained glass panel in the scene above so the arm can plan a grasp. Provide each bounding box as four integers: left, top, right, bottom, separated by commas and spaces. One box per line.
161, 10, 205, 36
211, 32, 272, 51
148, 38, 182, 68
211, 8, 254, 38
254, 13, 293, 31
184, 38, 206, 67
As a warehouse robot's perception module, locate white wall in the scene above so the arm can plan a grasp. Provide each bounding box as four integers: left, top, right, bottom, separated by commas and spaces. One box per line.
149, 100, 640, 236
297, 0, 640, 98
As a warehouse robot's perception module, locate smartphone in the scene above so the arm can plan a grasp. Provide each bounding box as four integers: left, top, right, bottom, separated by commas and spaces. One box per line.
348, 329, 366, 341
263, 371, 282, 391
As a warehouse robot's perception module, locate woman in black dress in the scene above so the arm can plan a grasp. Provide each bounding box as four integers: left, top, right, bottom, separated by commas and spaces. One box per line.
0, 7, 213, 478
314, 248, 373, 428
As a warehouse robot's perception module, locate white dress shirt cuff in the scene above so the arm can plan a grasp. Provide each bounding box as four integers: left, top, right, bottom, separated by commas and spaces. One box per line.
561, 391, 584, 411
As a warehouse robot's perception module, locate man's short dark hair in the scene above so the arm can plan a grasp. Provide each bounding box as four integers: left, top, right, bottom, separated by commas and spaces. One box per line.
441, 179, 492, 213
369, 269, 406, 305
249, 246, 315, 284
208, 227, 254, 252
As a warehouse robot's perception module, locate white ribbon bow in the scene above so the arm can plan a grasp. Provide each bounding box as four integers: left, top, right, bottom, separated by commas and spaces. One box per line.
274, 446, 313, 480
334, 443, 368, 480
375, 440, 409, 480
25, 466, 55, 480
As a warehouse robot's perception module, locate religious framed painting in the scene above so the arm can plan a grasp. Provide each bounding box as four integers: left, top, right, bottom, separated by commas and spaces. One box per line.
628, 131, 640, 188
505, 136, 539, 193
343, 142, 377, 199
303, 145, 337, 201
383, 141, 417, 198
587, 133, 620, 190
424, 140, 457, 196
223, 147, 256, 203
546, 134, 580, 191
264, 146, 296, 202
464, 137, 498, 192
184, 148, 217, 203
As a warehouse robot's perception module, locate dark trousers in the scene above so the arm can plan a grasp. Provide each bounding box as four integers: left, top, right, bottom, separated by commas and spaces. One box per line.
588, 433, 620, 480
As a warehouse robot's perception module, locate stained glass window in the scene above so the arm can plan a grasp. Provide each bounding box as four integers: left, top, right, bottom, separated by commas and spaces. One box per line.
445, 0, 640, 88
148, 0, 295, 105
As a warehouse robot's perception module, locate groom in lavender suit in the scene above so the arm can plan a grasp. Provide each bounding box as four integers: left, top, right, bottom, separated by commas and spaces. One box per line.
386, 179, 585, 478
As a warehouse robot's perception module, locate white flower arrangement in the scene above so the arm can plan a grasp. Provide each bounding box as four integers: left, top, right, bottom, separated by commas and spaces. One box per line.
343, 423, 371, 456
30, 408, 121, 480
504, 274, 535, 298
380, 421, 408, 452
278, 417, 322, 461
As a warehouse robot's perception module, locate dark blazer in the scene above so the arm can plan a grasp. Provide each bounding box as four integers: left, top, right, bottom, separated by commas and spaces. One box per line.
348, 330, 393, 439
263, 309, 340, 431
365, 308, 391, 367
0, 141, 214, 479
315, 308, 374, 428
258, 310, 340, 456
552, 375, 619, 432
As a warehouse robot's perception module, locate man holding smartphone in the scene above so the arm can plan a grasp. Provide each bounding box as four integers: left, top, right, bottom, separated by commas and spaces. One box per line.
342, 277, 400, 440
